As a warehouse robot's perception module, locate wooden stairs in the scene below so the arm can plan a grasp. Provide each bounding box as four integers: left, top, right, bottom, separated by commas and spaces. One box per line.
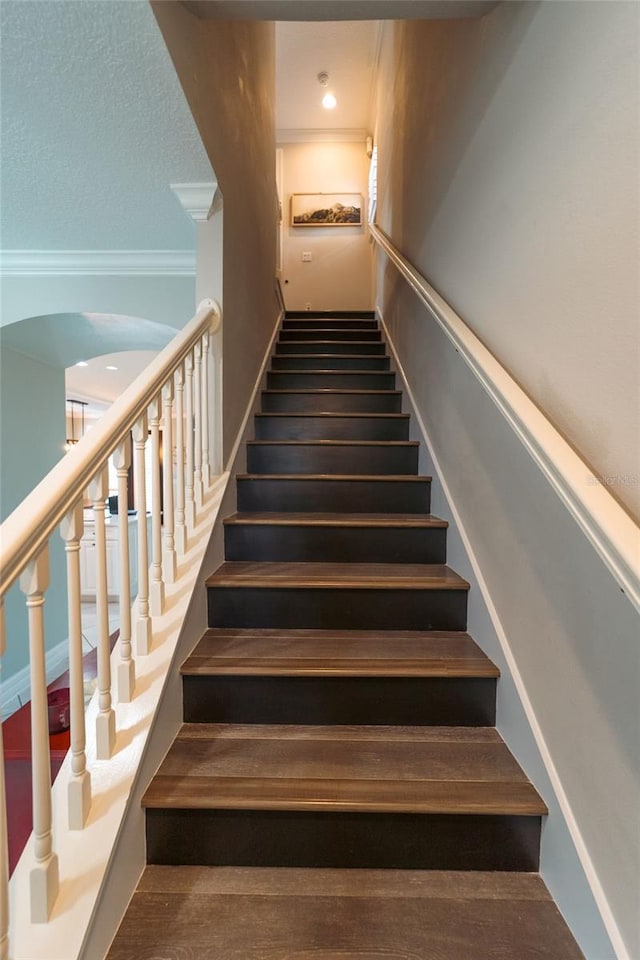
107, 311, 584, 959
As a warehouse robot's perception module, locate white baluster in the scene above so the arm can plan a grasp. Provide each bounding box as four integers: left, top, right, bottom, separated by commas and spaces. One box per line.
60, 504, 91, 828
184, 352, 196, 532
148, 396, 165, 617
193, 341, 203, 509
133, 416, 152, 654
113, 441, 135, 701
0, 600, 9, 957
201, 332, 211, 489
174, 363, 187, 554
19, 548, 59, 922
162, 380, 177, 583
89, 468, 115, 760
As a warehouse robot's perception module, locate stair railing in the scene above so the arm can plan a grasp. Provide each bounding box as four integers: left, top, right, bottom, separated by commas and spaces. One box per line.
369, 223, 640, 615
0, 298, 221, 955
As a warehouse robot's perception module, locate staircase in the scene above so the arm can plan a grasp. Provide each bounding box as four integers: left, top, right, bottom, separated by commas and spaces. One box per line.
107, 311, 583, 959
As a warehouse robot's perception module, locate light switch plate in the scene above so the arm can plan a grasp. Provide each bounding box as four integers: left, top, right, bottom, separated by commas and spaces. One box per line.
301, 251, 312, 262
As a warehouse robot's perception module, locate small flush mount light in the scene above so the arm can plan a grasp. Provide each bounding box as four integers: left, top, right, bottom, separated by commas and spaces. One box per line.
105, 364, 118, 371
75, 360, 88, 367
317, 71, 337, 110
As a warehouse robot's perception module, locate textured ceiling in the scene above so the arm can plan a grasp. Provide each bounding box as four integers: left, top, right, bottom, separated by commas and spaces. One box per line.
0, 0, 213, 251
276, 21, 378, 132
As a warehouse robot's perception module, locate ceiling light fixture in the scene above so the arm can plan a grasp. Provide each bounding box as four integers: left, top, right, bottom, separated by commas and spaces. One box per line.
76, 360, 88, 367
317, 71, 337, 111
105, 364, 118, 371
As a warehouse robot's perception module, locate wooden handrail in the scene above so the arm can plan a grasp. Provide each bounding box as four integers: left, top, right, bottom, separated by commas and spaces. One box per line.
370, 223, 640, 614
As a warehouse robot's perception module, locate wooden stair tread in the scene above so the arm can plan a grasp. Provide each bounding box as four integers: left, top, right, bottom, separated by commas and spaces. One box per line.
273, 345, 386, 351
247, 439, 418, 447
143, 725, 545, 815
224, 511, 447, 527
263, 388, 402, 395
107, 866, 584, 960
207, 561, 469, 590
183, 628, 498, 677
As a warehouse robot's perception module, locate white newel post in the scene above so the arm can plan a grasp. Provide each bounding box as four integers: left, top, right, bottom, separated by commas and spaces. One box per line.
162, 379, 177, 582
19, 548, 59, 922
0, 600, 8, 958
113, 440, 135, 701
148, 397, 165, 617
201, 332, 211, 488
60, 503, 91, 828
193, 341, 203, 510
174, 363, 187, 554
184, 352, 196, 531
89, 468, 116, 760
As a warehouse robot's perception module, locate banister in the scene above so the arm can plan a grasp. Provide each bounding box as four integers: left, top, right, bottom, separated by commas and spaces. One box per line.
0, 298, 221, 598
370, 222, 640, 614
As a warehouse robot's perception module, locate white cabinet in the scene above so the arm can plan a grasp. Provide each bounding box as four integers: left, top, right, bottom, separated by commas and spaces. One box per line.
80, 512, 142, 601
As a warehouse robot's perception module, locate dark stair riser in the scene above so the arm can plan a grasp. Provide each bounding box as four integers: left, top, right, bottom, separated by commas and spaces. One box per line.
237, 477, 431, 513
280, 330, 382, 342
267, 372, 396, 390
272, 355, 390, 371
254, 414, 410, 441
224, 522, 446, 563
246, 443, 419, 476
207, 586, 467, 631
183, 675, 496, 726
276, 341, 386, 355
285, 310, 375, 319
261, 391, 403, 414
283, 319, 379, 330
146, 809, 541, 872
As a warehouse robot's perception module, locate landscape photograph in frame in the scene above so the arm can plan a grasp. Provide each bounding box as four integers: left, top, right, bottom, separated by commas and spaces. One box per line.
290, 193, 363, 227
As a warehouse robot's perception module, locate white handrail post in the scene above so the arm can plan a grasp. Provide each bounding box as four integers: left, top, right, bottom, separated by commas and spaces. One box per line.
148, 397, 165, 617
184, 352, 196, 532
19, 547, 59, 922
132, 416, 152, 654
89, 468, 116, 760
174, 363, 187, 554
193, 342, 203, 510
0, 600, 9, 958
60, 503, 91, 828
162, 379, 177, 583
201, 331, 211, 489
113, 440, 135, 701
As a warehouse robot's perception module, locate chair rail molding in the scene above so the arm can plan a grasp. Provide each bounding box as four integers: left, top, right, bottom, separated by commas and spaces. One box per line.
370, 223, 640, 616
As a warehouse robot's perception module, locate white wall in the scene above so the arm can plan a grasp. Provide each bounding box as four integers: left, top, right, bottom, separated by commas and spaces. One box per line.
280, 141, 373, 311
375, 3, 639, 956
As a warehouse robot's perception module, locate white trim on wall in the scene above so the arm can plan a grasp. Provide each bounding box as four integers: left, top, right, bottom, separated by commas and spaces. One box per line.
276, 128, 369, 144
170, 181, 219, 222
0, 250, 196, 277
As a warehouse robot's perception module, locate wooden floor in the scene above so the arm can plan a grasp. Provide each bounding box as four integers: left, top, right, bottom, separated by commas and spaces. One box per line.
107, 866, 585, 960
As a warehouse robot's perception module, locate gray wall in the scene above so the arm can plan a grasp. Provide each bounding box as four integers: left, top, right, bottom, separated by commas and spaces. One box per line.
152, 4, 280, 462
375, 3, 639, 956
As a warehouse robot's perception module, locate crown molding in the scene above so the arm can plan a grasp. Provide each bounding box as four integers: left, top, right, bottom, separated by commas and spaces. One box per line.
0, 250, 196, 277
170, 181, 219, 221
277, 128, 369, 144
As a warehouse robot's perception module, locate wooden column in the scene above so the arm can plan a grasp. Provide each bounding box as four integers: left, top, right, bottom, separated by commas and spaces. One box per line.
89, 468, 116, 760
113, 440, 135, 701
162, 380, 177, 583
132, 416, 152, 654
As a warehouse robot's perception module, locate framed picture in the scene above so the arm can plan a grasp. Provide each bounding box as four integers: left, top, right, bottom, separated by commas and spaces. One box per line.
290, 192, 363, 227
